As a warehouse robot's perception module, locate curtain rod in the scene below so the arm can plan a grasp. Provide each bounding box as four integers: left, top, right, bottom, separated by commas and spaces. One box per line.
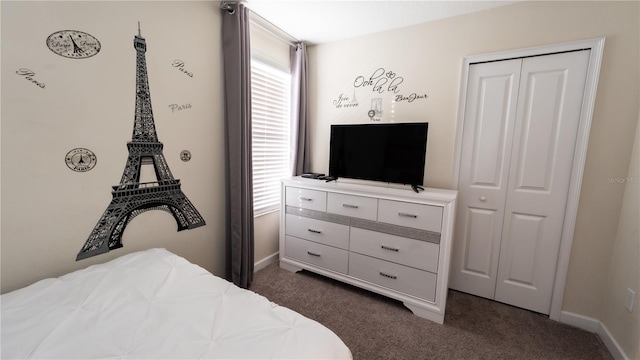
249, 12, 299, 47
219, 1, 235, 14
219, 1, 300, 47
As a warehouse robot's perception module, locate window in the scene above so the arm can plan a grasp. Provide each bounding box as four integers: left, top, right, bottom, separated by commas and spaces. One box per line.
251, 58, 291, 216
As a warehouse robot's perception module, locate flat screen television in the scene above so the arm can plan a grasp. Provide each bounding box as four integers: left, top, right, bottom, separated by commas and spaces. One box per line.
328, 122, 428, 187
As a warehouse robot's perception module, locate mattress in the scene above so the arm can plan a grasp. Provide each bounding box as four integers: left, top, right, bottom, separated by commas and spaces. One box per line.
1, 248, 352, 359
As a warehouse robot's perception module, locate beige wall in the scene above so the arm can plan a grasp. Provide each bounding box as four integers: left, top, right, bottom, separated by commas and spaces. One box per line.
307, 0, 639, 328
254, 211, 280, 264
600, 111, 639, 359
1, 1, 227, 293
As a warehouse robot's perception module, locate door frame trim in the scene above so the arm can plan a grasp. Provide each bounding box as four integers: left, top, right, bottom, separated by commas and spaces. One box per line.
452, 37, 605, 321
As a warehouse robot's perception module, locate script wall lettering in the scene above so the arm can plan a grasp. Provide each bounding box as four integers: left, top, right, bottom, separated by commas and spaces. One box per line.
16, 68, 46, 88
169, 103, 192, 113
395, 93, 429, 103
333, 66, 429, 116
172, 59, 194, 78
332, 93, 359, 108
353, 68, 404, 94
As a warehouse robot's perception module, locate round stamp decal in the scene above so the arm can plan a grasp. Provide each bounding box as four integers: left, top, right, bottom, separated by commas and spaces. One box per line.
47, 30, 101, 59
180, 150, 192, 162
65, 148, 97, 172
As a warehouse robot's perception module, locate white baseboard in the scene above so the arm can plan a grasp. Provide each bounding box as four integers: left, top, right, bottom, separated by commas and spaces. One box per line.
254, 251, 279, 272
597, 322, 629, 360
559, 311, 629, 360
559, 310, 600, 332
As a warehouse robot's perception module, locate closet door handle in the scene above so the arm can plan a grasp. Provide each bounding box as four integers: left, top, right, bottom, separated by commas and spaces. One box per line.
398, 212, 417, 218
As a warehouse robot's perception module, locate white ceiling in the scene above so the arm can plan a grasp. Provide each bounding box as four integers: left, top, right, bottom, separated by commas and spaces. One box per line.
244, 0, 518, 44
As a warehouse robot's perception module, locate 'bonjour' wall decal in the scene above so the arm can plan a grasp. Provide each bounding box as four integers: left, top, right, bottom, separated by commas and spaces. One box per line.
333, 67, 429, 112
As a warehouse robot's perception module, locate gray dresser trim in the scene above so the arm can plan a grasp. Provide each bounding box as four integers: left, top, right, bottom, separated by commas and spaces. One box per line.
286, 206, 440, 244
286, 206, 351, 225
351, 218, 441, 245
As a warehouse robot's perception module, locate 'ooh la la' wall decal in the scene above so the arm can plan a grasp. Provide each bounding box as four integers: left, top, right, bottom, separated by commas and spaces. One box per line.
332, 67, 429, 121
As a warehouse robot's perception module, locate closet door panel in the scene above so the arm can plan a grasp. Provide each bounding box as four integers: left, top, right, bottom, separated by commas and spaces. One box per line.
449, 59, 522, 298
495, 50, 590, 314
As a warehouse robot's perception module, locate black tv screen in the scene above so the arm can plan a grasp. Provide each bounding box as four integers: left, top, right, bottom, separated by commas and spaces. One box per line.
328, 122, 428, 186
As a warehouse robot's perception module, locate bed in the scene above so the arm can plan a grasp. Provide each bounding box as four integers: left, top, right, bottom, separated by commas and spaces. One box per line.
1, 248, 352, 359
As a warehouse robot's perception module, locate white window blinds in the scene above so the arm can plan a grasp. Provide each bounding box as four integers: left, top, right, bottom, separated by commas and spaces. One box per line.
251, 59, 291, 216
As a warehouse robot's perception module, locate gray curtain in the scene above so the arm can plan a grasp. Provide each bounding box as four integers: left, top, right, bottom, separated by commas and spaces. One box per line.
290, 43, 310, 175
222, 2, 254, 288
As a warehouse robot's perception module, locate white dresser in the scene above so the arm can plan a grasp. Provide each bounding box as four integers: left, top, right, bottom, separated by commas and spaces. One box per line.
279, 177, 457, 324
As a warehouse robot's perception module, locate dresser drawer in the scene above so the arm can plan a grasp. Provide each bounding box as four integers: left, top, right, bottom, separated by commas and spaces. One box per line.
349, 253, 436, 302
327, 193, 378, 220
285, 214, 349, 250
285, 236, 349, 274
378, 200, 443, 232
350, 228, 439, 273
285, 187, 327, 212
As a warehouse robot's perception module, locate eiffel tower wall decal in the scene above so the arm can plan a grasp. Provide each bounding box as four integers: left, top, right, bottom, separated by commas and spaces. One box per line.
76, 25, 206, 261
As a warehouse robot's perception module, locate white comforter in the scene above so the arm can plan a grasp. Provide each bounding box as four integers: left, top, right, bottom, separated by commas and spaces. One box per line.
1, 248, 351, 359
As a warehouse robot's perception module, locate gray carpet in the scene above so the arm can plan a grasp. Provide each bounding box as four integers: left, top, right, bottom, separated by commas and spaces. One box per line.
250, 262, 612, 360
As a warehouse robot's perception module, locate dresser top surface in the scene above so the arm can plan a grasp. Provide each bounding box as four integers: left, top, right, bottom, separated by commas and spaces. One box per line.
283, 177, 457, 204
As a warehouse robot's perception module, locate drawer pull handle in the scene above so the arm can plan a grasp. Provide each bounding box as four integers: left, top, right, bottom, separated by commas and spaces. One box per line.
300, 197, 313, 201
307, 251, 321, 257
307, 228, 322, 234
398, 212, 417, 218
379, 272, 397, 280
342, 204, 359, 209
381, 245, 399, 252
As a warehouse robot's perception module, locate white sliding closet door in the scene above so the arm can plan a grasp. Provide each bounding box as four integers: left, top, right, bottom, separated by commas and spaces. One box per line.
450, 50, 590, 314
